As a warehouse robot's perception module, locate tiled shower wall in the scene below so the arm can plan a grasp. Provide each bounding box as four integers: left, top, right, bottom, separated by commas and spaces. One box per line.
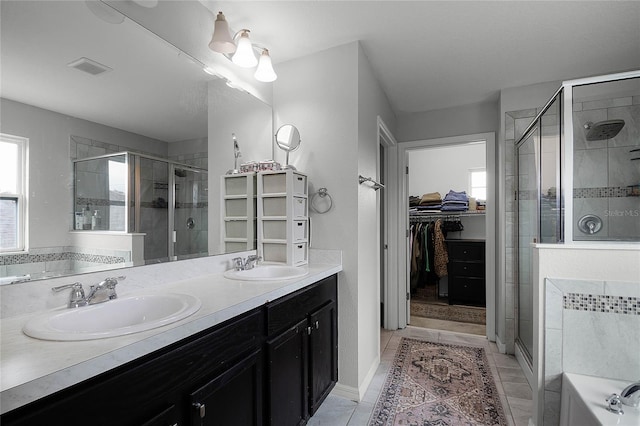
572, 97, 640, 240
543, 278, 640, 425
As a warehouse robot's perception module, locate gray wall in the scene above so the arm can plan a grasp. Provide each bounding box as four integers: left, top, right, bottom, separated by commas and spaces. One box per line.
396, 100, 498, 142
273, 40, 397, 398
0, 98, 167, 250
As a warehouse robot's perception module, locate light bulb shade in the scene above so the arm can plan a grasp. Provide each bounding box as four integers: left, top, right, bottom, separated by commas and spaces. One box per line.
254, 49, 277, 82
232, 30, 258, 68
209, 12, 236, 54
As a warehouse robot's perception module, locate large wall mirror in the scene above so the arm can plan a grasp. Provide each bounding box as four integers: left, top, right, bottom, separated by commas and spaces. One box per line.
0, 1, 273, 283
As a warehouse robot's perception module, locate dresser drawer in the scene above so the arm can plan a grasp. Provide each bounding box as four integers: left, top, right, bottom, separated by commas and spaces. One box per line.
449, 261, 484, 278
447, 241, 484, 260
450, 277, 485, 306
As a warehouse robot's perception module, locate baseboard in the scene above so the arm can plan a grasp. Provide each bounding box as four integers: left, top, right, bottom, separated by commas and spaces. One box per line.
332, 354, 380, 402
495, 334, 507, 354
331, 382, 360, 401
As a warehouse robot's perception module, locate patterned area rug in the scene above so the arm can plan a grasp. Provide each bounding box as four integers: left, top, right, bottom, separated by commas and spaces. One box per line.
369, 338, 508, 426
411, 300, 486, 325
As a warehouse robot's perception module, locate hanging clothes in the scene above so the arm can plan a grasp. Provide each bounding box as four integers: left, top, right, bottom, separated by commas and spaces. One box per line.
433, 219, 449, 278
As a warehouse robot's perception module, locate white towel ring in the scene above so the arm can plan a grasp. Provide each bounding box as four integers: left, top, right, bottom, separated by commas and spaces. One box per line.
310, 187, 333, 214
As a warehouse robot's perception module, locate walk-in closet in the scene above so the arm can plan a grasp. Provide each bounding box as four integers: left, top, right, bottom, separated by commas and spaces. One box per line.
407, 141, 487, 335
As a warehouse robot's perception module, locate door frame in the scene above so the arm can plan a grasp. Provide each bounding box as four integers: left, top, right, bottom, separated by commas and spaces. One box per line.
377, 117, 399, 330
394, 132, 496, 341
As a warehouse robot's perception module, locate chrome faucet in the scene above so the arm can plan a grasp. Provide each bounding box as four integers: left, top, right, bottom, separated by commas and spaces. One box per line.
244, 255, 262, 270
52, 276, 124, 308
231, 255, 262, 271
620, 381, 640, 407
52, 282, 88, 308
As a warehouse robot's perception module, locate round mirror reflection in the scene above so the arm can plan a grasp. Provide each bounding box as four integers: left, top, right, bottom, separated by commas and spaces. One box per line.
275, 124, 301, 170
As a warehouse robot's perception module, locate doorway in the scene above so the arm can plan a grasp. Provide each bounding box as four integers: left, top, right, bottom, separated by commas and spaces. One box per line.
393, 133, 496, 341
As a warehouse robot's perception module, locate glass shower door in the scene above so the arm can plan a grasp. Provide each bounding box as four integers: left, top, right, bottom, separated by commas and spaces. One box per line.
516, 126, 538, 362
172, 166, 208, 259
137, 156, 170, 263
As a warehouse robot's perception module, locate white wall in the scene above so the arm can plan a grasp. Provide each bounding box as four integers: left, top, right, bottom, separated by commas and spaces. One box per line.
408, 143, 485, 197
356, 44, 397, 391
397, 100, 498, 142
273, 41, 397, 399
0, 98, 167, 250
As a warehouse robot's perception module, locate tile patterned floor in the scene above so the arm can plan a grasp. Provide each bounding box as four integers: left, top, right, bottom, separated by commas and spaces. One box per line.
308, 326, 533, 426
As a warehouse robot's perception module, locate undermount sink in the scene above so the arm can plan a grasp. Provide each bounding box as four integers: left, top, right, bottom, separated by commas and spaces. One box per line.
224, 264, 309, 281
23, 293, 201, 341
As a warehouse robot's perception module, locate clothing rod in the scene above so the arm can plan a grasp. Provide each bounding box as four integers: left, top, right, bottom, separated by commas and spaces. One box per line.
358, 175, 385, 190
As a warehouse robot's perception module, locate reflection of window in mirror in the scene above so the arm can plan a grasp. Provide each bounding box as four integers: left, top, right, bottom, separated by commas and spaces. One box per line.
469, 168, 486, 200
0, 134, 28, 252
108, 160, 127, 231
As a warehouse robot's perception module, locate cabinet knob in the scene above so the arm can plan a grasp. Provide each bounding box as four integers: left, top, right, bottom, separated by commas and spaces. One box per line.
193, 402, 206, 418
315, 320, 319, 329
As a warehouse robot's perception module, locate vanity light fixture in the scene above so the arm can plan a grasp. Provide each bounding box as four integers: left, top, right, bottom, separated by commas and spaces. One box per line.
209, 12, 236, 54
254, 49, 277, 82
232, 30, 258, 68
208, 11, 277, 83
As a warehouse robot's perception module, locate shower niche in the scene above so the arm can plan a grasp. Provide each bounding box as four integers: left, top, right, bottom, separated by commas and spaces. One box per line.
73, 152, 208, 264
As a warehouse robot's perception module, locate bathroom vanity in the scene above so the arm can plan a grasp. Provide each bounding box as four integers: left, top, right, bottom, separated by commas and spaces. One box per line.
0, 263, 340, 426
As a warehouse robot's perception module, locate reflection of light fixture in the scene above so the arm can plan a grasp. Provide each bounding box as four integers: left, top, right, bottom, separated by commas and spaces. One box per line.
209, 12, 236, 54
254, 49, 277, 82
232, 30, 257, 68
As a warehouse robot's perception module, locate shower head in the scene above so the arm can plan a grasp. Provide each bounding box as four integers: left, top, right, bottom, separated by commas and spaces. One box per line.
583, 119, 625, 141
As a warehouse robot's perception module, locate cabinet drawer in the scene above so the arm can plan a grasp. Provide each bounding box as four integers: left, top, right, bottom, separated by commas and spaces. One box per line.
293, 197, 307, 217
451, 277, 485, 305
266, 275, 337, 337
449, 261, 484, 278
293, 242, 308, 265
447, 242, 484, 261
293, 220, 308, 242
293, 173, 307, 196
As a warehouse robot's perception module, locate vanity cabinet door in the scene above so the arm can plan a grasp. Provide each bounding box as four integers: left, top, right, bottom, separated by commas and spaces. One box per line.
309, 300, 338, 414
1, 308, 264, 426
266, 318, 309, 426
189, 349, 263, 426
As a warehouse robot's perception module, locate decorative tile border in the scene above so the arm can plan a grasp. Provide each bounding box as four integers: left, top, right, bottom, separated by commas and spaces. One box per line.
563, 292, 639, 315
1, 251, 126, 266
574, 186, 638, 199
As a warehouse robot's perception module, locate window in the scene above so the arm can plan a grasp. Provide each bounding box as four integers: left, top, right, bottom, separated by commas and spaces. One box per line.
469, 168, 486, 200
0, 134, 28, 252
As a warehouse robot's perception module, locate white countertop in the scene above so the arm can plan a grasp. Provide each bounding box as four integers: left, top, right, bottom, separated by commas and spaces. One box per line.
0, 262, 342, 415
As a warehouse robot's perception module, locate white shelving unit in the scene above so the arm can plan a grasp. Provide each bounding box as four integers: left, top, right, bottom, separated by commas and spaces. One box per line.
257, 170, 308, 266
221, 172, 257, 253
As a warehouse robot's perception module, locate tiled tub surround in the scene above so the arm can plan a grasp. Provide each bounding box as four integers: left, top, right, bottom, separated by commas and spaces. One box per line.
0, 249, 342, 414
543, 278, 640, 425
0, 246, 131, 281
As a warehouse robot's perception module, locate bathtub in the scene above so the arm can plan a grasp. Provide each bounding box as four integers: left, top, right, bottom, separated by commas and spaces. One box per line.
560, 373, 640, 426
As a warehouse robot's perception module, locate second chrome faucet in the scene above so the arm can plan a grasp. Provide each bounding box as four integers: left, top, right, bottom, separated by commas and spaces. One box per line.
232, 255, 262, 271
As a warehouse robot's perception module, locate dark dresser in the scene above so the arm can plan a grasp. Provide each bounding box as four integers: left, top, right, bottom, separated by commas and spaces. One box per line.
446, 239, 485, 306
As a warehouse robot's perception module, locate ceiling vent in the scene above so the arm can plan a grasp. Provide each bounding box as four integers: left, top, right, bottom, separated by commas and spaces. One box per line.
67, 57, 112, 76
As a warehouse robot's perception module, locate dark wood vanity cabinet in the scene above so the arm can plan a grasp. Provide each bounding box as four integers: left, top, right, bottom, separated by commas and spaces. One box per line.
446, 240, 486, 306
1, 274, 338, 426
265, 274, 338, 426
